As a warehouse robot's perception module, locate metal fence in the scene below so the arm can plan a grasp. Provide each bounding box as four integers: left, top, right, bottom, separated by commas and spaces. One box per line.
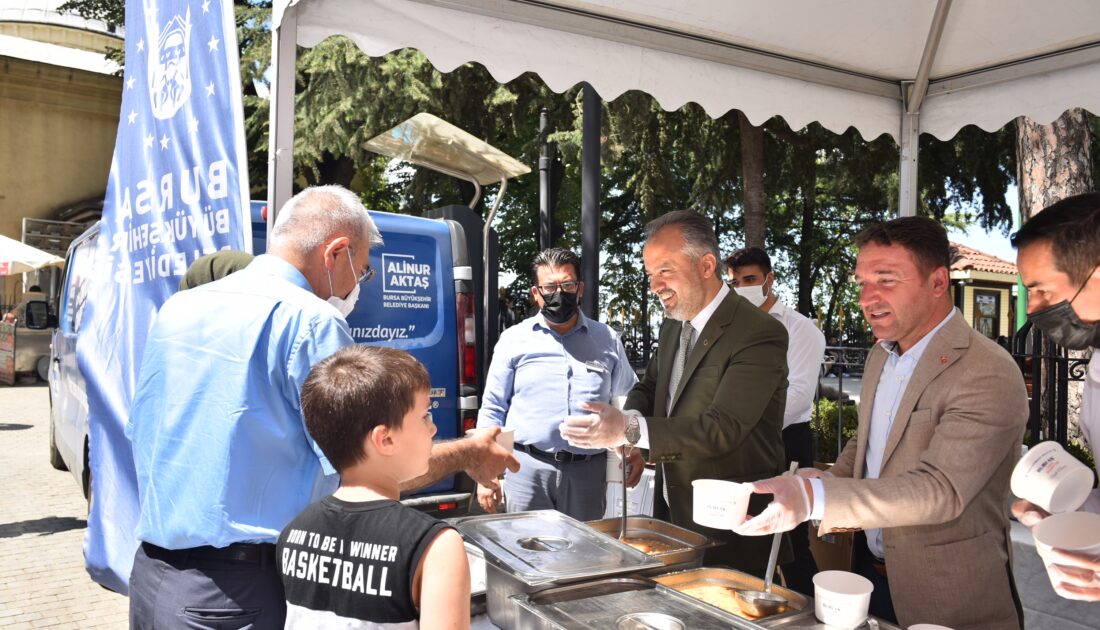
1011, 322, 1090, 448
811, 329, 1090, 462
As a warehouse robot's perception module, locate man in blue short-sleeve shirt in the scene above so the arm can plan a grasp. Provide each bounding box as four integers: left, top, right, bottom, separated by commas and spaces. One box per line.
126, 185, 518, 629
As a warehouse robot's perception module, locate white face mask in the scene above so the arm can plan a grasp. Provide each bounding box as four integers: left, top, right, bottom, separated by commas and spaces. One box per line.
734, 282, 769, 308
326, 249, 361, 318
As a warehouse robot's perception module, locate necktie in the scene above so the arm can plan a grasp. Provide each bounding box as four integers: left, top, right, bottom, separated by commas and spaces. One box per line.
667, 321, 694, 413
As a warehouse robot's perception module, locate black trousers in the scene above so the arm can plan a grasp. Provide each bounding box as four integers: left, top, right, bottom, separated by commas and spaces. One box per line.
780, 422, 819, 596
130, 542, 286, 629
852, 531, 898, 624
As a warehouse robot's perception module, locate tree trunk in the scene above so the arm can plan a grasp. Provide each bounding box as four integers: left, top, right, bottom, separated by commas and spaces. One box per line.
738, 112, 766, 248
1016, 109, 1093, 218
796, 150, 817, 316
1015, 108, 1094, 444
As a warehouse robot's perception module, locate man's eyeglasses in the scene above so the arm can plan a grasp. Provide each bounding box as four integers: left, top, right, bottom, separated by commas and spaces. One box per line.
357, 265, 375, 284
536, 281, 580, 295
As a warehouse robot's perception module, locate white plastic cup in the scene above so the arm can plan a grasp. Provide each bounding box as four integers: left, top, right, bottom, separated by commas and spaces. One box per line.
909, 625, 954, 630
610, 396, 628, 410
1032, 511, 1100, 588
465, 426, 515, 451
813, 570, 873, 629
1010, 441, 1094, 514
691, 479, 753, 529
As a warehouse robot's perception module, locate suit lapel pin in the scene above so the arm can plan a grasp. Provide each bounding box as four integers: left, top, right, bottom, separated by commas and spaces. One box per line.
940, 355, 948, 365
703, 339, 709, 346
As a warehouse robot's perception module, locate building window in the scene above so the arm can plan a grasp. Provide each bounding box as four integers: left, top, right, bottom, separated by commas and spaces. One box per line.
974, 290, 999, 340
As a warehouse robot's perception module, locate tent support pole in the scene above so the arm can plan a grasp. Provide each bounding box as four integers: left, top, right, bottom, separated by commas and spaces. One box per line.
899, 105, 920, 218
267, 8, 298, 230
581, 83, 600, 320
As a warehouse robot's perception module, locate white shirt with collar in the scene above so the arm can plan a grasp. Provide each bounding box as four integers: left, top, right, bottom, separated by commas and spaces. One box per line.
1080, 350, 1100, 514
808, 308, 957, 559
768, 299, 826, 429
634, 283, 730, 448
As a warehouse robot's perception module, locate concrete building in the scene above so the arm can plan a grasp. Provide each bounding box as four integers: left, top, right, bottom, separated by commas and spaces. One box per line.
0, 0, 121, 306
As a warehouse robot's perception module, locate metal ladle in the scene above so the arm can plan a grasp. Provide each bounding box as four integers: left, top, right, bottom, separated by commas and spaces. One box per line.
619, 444, 629, 539
735, 461, 799, 618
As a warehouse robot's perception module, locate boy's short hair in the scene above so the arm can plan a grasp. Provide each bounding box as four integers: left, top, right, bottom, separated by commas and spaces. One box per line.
301, 345, 431, 471
724, 246, 773, 273
1011, 192, 1100, 286
855, 216, 950, 275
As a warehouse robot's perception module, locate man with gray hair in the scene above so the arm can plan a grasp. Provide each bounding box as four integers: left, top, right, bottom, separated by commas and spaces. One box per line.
561, 210, 791, 576
127, 185, 518, 628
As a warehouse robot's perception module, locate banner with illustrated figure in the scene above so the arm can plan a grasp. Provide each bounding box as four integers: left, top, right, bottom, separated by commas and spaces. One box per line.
77, 0, 250, 592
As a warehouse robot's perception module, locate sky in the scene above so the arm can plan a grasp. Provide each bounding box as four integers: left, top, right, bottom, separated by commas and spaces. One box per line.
945, 185, 1020, 264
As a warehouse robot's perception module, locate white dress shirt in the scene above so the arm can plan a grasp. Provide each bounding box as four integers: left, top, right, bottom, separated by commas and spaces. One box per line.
768, 300, 826, 429
1079, 351, 1100, 514
808, 309, 956, 559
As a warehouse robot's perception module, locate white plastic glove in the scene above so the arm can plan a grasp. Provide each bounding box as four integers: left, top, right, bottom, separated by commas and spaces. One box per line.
733, 474, 811, 536
559, 402, 628, 449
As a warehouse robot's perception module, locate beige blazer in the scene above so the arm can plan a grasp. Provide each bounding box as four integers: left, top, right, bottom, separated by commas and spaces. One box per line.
819, 312, 1027, 630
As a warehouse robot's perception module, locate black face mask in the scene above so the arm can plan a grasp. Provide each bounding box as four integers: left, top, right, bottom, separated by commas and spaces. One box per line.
540, 289, 579, 324
1028, 270, 1100, 350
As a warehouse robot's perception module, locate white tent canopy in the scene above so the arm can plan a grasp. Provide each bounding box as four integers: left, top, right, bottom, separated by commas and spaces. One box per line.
0, 234, 63, 276
269, 0, 1100, 217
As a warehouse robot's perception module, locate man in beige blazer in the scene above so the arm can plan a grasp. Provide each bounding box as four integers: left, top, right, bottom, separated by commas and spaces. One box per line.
737, 217, 1028, 630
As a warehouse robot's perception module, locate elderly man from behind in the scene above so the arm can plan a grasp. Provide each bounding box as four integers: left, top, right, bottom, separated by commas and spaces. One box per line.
561, 210, 791, 577
477, 247, 639, 520
126, 185, 518, 629
1011, 192, 1100, 602
736, 217, 1028, 630
726, 246, 825, 595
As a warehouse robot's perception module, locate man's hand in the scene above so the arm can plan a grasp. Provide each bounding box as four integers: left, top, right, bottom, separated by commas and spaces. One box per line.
1045, 548, 1100, 601
559, 402, 628, 449
733, 475, 812, 536
476, 484, 502, 514
1011, 498, 1050, 529
625, 448, 646, 488
463, 426, 520, 491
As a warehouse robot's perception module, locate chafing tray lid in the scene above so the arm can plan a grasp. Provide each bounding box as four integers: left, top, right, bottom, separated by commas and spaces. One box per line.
512, 577, 763, 629
452, 510, 663, 585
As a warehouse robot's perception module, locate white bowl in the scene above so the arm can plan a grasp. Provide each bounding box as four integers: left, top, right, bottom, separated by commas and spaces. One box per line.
1010, 441, 1094, 514
1032, 511, 1100, 575
813, 570, 873, 629
691, 479, 752, 530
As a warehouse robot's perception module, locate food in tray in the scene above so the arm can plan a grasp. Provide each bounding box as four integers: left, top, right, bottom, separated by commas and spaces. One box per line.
679, 584, 752, 617
619, 536, 685, 555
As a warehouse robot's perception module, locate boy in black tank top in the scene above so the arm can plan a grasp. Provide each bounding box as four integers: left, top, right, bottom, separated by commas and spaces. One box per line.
277, 346, 470, 628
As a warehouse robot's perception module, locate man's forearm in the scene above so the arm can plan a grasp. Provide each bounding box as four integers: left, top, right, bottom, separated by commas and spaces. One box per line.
402, 439, 471, 492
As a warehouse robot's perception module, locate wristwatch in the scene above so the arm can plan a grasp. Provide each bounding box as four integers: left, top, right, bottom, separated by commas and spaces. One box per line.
624, 412, 641, 446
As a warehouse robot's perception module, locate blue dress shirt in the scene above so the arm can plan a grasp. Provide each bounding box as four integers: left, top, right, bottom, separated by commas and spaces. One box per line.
477, 312, 638, 454
127, 254, 354, 549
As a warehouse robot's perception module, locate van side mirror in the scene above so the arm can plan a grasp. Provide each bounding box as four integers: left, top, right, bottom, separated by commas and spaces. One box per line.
24, 301, 51, 330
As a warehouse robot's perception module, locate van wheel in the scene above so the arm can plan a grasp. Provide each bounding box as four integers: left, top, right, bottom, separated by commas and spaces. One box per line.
49, 418, 67, 471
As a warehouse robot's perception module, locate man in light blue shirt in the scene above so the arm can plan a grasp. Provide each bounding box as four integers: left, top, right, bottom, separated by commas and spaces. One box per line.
476, 248, 638, 520
127, 186, 518, 629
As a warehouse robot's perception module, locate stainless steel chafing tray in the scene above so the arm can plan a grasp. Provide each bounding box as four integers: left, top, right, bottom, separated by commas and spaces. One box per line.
652, 567, 809, 622
585, 516, 721, 573
757, 609, 902, 629
512, 577, 765, 630
452, 510, 664, 628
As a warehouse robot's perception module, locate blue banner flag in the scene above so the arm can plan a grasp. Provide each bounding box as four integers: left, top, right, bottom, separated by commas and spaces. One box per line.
77, 0, 251, 593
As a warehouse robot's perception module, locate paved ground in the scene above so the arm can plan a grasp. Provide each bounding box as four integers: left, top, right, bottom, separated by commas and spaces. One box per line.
0, 383, 128, 629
